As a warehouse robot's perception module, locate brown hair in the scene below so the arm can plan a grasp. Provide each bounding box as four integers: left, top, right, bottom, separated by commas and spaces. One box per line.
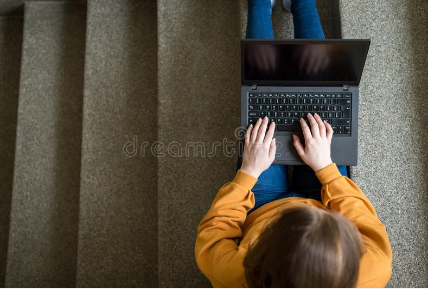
244, 205, 365, 288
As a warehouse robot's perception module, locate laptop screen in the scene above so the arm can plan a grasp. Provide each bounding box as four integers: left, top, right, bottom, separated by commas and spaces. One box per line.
242, 40, 370, 86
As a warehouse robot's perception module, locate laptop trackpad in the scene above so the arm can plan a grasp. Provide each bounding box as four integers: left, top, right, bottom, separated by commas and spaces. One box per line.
274, 134, 303, 164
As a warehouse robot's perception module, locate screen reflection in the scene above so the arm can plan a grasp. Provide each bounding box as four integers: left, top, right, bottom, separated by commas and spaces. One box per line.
244, 42, 368, 83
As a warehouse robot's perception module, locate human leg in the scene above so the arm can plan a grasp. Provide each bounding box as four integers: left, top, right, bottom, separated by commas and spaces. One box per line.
246, 0, 275, 39
290, 164, 348, 201
291, 0, 325, 39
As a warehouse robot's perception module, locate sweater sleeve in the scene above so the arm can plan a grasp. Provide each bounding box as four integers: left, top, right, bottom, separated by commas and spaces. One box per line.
316, 163, 393, 288
195, 170, 257, 287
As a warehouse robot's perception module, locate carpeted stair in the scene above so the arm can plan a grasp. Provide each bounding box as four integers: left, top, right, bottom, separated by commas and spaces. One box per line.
0, 0, 427, 287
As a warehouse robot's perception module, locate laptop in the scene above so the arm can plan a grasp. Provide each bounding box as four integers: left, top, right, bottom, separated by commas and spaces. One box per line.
241, 39, 370, 166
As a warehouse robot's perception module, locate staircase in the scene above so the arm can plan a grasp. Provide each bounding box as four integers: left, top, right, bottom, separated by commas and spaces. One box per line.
1, 0, 428, 287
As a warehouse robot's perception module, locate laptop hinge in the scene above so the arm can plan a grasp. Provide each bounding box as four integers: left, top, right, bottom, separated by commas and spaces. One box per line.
343, 85, 349, 91
251, 84, 257, 90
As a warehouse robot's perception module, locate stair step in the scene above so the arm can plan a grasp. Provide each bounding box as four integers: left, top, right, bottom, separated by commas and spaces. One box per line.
5, 2, 86, 287
0, 1, 24, 16
75, 0, 158, 287
157, 0, 241, 287
0, 16, 23, 287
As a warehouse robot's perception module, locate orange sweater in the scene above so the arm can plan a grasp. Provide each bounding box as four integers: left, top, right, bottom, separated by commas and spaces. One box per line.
195, 163, 392, 287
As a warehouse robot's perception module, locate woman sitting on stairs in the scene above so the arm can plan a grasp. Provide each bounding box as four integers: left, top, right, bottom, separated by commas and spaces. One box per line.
195, 0, 392, 287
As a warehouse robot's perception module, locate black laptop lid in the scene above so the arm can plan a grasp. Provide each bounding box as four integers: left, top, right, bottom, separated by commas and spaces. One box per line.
241, 39, 370, 86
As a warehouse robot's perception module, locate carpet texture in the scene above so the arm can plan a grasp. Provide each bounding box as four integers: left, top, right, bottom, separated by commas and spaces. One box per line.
5, 2, 86, 287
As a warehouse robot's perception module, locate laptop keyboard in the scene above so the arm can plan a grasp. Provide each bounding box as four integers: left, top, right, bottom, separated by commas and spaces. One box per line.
248, 92, 351, 135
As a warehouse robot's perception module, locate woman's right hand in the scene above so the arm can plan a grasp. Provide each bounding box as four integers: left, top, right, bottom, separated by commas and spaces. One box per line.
292, 113, 334, 172
240, 117, 276, 178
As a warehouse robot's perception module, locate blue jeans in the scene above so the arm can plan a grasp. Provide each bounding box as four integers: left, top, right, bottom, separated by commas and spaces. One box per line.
246, 0, 325, 39
244, 0, 347, 215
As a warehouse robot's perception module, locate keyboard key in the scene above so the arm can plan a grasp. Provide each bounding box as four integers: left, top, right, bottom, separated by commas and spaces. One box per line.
338, 126, 344, 134
257, 93, 262, 97
277, 124, 301, 132
274, 93, 279, 97
249, 98, 255, 104
333, 105, 339, 111
345, 93, 351, 98
249, 105, 256, 110
321, 112, 327, 118
272, 105, 278, 111
337, 93, 343, 98
249, 93, 256, 97
306, 105, 312, 111
335, 112, 342, 118
292, 105, 298, 111
280, 93, 286, 97
313, 105, 319, 111
328, 112, 334, 118
249, 111, 259, 117
260, 112, 266, 117
299, 105, 305, 111
277, 118, 283, 124
341, 106, 350, 118
338, 99, 351, 105
345, 126, 350, 134
332, 119, 350, 125
248, 118, 257, 124
279, 105, 285, 111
